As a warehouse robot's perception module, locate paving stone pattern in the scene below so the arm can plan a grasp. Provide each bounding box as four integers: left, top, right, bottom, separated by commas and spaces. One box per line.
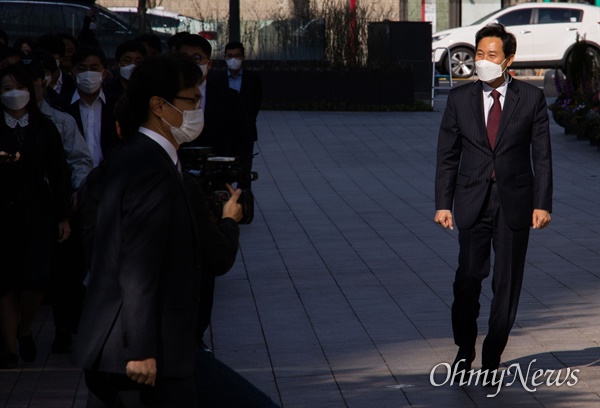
1, 98, 598, 407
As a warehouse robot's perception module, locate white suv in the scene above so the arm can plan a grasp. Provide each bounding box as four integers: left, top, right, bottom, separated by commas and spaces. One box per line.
432, 2, 600, 78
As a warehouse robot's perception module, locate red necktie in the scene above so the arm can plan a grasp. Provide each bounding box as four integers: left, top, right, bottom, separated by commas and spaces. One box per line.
487, 90, 502, 150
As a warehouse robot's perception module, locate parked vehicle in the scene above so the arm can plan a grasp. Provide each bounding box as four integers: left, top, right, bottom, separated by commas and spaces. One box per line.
0, 0, 137, 60
109, 7, 220, 52
432, 2, 600, 78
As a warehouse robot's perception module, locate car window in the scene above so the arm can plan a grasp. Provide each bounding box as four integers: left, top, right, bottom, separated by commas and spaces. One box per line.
0, 3, 65, 35
497, 9, 532, 26
61, 5, 88, 34
96, 11, 129, 33
470, 9, 502, 26
147, 14, 180, 33
537, 8, 582, 24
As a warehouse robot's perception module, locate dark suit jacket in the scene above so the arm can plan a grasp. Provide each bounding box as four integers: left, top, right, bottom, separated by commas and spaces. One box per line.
71, 133, 201, 378
214, 69, 263, 141
183, 78, 252, 162
45, 72, 77, 108
62, 91, 120, 162
182, 173, 240, 339
435, 78, 552, 230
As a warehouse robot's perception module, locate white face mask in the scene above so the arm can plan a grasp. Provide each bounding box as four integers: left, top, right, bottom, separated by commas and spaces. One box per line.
199, 63, 208, 77
44, 75, 52, 86
161, 99, 204, 144
119, 64, 136, 80
1, 89, 30, 110
226, 58, 242, 71
475, 59, 507, 83
76, 71, 103, 94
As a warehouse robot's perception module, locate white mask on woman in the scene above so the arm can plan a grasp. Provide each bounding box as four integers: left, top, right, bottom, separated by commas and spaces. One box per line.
475, 59, 507, 83
76, 71, 103, 94
1, 89, 30, 110
161, 99, 204, 144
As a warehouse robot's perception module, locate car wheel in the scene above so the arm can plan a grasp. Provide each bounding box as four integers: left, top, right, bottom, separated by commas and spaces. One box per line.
448, 47, 475, 79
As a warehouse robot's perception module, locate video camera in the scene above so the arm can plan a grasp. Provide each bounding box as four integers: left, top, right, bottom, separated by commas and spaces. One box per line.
179, 147, 258, 224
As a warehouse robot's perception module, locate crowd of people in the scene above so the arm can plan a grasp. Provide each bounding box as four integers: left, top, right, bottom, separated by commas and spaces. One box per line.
0, 21, 275, 408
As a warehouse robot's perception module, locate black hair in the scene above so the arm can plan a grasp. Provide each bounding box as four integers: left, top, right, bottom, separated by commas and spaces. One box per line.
175, 34, 212, 58
27, 50, 58, 75
118, 54, 202, 138
135, 34, 162, 54
0, 46, 22, 66
55, 32, 77, 46
115, 40, 147, 62
71, 46, 107, 68
224, 41, 244, 55
168, 32, 190, 51
0, 63, 43, 119
34, 33, 66, 58
13, 37, 35, 54
19, 58, 44, 80
475, 23, 517, 57
0, 29, 8, 46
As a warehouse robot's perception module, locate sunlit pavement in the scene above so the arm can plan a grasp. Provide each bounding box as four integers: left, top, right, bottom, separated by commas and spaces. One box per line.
1, 93, 598, 407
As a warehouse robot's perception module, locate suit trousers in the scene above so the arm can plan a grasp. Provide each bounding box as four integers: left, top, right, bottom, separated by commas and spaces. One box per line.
195, 348, 280, 407
84, 370, 197, 408
452, 181, 530, 369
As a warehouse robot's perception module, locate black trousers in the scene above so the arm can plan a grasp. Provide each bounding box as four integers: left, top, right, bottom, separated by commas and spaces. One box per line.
452, 181, 530, 369
49, 219, 86, 333
195, 348, 280, 408
84, 370, 196, 408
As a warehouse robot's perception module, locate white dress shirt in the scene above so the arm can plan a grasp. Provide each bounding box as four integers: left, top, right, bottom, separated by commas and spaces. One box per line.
138, 127, 178, 165
71, 89, 106, 167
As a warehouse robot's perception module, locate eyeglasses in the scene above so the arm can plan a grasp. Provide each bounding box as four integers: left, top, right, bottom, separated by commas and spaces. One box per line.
174, 95, 202, 109
190, 53, 209, 64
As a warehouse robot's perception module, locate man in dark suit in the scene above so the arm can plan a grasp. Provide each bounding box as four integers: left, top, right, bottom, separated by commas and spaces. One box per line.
434, 23, 552, 375
217, 41, 262, 143
174, 33, 253, 346
71, 55, 240, 407
175, 35, 253, 184
215, 41, 262, 190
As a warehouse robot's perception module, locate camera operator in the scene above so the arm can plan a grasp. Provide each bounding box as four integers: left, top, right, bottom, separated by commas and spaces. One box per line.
174, 34, 254, 190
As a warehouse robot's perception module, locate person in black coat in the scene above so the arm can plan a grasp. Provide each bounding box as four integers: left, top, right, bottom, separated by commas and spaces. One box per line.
71, 54, 243, 408
216, 41, 262, 143
0, 63, 71, 369
175, 35, 253, 189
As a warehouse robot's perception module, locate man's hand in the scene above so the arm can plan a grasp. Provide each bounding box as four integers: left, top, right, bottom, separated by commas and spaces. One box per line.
222, 183, 243, 223
58, 219, 71, 243
434, 210, 454, 230
126, 358, 157, 386
532, 209, 551, 229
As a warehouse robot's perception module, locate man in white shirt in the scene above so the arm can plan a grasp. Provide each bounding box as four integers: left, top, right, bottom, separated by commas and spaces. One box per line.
63, 46, 119, 168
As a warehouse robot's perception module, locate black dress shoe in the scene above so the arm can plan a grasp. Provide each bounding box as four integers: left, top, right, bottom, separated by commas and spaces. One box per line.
51, 329, 72, 354
18, 335, 37, 363
452, 348, 476, 372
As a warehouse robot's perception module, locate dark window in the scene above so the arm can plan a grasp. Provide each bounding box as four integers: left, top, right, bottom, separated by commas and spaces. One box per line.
537, 8, 582, 25
497, 9, 532, 26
